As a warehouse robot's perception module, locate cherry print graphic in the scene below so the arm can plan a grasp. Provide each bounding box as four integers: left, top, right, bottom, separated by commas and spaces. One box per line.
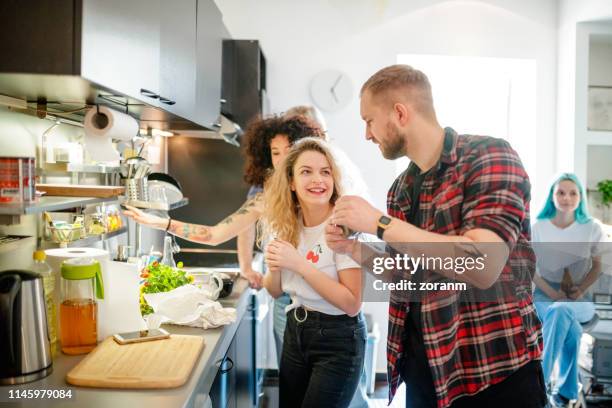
307, 245, 323, 264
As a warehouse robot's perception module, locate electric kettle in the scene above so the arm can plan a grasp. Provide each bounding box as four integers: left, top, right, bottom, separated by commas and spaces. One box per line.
0, 271, 53, 384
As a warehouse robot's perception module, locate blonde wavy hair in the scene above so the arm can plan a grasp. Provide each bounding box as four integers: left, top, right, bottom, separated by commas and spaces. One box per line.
261, 137, 344, 247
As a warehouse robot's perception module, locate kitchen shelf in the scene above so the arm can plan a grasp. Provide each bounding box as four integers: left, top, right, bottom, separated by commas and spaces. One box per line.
0, 235, 34, 253
0, 196, 120, 215
64, 226, 127, 248
122, 198, 189, 211
67, 163, 121, 174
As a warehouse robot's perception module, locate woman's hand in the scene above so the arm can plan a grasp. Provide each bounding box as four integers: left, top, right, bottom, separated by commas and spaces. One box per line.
242, 267, 264, 289
568, 285, 585, 300
550, 289, 570, 301
265, 239, 306, 274
123, 205, 168, 230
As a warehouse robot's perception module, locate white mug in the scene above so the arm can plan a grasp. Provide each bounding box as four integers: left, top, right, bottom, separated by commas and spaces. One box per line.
193, 272, 224, 300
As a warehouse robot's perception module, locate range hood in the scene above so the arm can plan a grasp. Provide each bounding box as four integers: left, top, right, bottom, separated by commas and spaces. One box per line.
177, 115, 243, 147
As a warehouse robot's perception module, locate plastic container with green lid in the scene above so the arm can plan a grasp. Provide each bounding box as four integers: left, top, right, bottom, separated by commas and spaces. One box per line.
59, 258, 104, 355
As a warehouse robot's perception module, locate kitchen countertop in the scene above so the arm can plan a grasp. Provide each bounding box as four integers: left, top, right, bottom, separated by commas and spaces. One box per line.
1, 277, 251, 408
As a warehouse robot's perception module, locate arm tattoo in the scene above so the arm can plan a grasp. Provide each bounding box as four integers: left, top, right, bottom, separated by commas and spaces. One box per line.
170, 221, 212, 242
220, 194, 261, 225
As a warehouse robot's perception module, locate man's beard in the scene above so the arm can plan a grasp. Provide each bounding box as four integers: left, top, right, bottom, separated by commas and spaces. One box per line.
380, 122, 406, 160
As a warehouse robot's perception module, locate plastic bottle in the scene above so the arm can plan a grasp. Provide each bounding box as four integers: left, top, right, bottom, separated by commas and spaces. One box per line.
32, 250, 58, 357
160, 235, 176, 267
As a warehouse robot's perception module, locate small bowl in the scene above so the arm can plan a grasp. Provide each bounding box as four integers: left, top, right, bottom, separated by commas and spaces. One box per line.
49, 225, 86, 243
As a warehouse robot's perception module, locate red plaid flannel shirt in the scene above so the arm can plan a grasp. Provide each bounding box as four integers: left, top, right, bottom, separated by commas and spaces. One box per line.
386, 128, 542, 407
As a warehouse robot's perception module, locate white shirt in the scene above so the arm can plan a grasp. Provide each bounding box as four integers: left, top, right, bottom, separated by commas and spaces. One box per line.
532, 218, 607, 283
281, 217, 360, 315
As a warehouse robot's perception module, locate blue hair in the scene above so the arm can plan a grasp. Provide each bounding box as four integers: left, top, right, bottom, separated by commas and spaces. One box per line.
537, 173, 592, 224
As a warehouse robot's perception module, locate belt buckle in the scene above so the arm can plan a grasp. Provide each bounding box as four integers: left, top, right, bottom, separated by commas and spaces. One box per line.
294, 307, 308, 323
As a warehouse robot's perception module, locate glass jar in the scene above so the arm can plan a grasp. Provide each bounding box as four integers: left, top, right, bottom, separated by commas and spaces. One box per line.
86, 212, 107, 235
59, 258, 104, 355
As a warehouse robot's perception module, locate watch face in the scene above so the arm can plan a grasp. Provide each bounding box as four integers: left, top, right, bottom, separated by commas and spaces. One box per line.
309, 69, 353, 112
379, 216, 392, 226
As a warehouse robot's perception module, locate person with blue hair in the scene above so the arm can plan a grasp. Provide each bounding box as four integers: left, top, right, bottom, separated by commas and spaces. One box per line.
532, 173, 607, 408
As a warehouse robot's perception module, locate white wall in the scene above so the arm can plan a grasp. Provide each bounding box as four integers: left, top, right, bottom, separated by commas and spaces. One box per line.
589, 41, 612, 86
556, 1, 612, 180
216, 0, 558, 372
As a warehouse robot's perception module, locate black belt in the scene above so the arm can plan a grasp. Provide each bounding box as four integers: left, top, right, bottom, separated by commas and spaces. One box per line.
290, 306, 361, 323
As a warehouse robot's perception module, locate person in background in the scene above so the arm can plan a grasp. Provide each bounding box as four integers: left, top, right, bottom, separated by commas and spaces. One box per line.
262, 137, 366, 408
532, 173, 607, 408
285, 105, 329, 132
326, 64, 547, 408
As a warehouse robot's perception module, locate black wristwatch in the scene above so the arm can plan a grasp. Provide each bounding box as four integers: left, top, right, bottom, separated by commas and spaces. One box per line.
376, 215, 392, 240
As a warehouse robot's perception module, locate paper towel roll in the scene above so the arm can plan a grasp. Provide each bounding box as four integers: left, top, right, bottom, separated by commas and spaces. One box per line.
83, 106, 139, 162
45, 247, 110, 274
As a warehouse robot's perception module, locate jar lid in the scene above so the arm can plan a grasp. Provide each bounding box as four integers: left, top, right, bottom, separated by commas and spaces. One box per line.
61, 258, 104, 299
33, 250, 46, 261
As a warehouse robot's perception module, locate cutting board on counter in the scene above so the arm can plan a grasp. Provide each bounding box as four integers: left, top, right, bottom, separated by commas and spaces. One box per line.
66, 335, 204, 389
37, 184, 124, 198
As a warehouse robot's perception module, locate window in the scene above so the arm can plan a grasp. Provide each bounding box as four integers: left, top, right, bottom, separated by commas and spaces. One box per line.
394, 54, 536, 178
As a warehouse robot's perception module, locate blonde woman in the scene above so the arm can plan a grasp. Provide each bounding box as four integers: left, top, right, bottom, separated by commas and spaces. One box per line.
262, 138, 365, 408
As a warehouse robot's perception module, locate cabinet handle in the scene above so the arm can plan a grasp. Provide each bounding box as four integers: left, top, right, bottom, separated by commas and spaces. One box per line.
140, 88, 159, 99
220, 357, 234, 374
159, 96, 176, 105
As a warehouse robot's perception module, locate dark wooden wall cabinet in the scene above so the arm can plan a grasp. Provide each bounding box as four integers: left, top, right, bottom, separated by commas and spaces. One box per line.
0, 0, 228, 130
221, 40, 268, 131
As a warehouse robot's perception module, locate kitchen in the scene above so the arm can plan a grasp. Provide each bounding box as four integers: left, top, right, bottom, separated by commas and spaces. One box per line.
1, 1, 612, 407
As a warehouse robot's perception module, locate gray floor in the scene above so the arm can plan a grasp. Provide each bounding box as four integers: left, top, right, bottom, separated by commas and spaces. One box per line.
260, 379, 612, 408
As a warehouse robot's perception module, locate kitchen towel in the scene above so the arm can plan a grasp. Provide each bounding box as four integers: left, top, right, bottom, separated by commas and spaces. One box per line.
144, 285, 237, 330
83, 106, 138, 162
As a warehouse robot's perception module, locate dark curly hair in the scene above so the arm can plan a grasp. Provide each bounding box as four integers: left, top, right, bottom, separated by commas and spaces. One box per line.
242, 115, 324, 186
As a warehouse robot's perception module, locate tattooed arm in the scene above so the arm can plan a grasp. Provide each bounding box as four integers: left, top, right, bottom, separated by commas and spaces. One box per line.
123, 194, 264, 246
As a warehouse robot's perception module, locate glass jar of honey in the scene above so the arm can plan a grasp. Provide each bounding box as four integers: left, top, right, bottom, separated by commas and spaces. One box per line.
59, 258, 104, 355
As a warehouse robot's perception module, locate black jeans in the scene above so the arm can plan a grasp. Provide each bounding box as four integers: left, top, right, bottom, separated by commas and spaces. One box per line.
400, 357, 548, 408
279, 307, 367, 408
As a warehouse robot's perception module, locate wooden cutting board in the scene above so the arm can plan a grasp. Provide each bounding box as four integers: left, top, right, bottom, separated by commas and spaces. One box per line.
66, 335, 204, 389
37, 184, 124, 198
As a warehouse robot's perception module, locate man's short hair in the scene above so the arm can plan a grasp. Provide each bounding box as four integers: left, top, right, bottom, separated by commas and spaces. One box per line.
361, 64, 436, 120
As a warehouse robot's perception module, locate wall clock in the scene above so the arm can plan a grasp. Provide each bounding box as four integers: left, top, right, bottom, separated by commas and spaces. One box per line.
309, 69, 353, 112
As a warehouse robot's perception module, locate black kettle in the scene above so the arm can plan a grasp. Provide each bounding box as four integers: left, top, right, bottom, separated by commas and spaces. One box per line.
0, 271, 53, 384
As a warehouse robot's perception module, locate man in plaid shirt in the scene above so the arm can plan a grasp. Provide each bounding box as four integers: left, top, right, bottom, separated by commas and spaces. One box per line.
326, 65, 547, 408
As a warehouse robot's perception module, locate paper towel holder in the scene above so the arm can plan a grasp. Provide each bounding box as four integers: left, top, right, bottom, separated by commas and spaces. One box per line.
96, 94, 130, 115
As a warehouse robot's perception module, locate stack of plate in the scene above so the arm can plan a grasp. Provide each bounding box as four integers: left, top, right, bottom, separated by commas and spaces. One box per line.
147, 173, 183, 205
